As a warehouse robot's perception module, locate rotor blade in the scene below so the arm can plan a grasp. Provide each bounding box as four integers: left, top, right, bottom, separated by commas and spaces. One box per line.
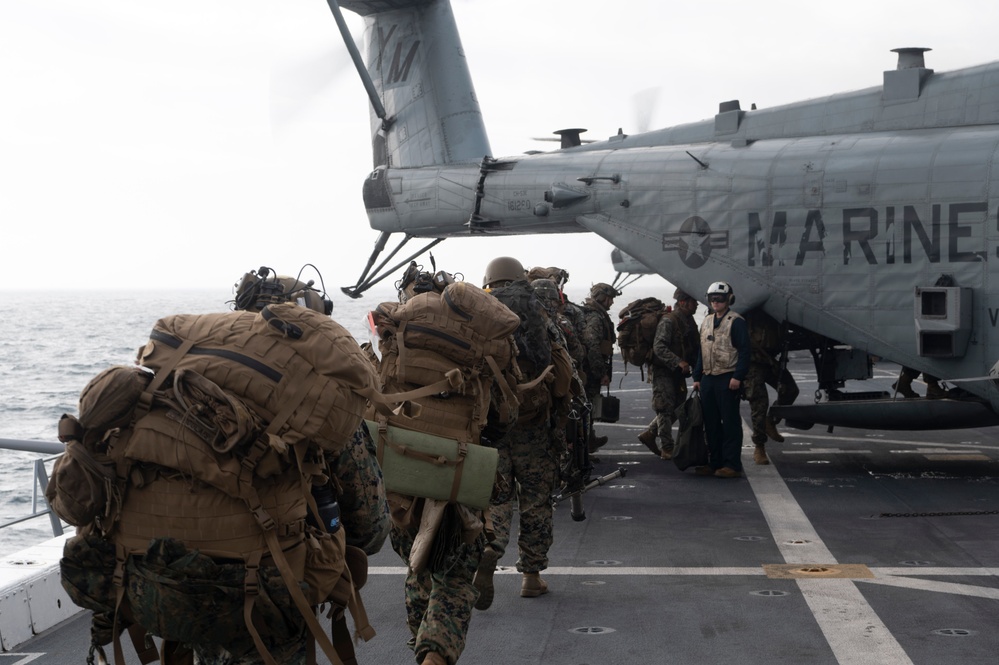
270, 44, 353, 131
632, 86, 661, 134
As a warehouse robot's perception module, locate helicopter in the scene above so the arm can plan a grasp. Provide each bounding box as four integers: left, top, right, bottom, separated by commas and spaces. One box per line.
326, 0, 999, 431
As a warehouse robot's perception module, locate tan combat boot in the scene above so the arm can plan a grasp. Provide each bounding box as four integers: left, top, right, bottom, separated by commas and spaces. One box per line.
637, 429, 660, 455
420, 650, 448, 665
892, 375, 919, 398
926, 381, 948, 399
765, 417, 784, 443
472, 546, 501, 610
754, 443, 770, 465
521, 572, 549, 598
588, 431, 608, 453
714, 467, 742, 478
659, 444, 673, 461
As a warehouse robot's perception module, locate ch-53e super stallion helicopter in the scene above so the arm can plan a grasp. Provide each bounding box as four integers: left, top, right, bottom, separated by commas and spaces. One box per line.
326, 0, 999, 432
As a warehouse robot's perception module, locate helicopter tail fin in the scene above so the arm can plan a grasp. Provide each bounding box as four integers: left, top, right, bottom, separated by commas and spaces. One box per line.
335, 0, 491, 168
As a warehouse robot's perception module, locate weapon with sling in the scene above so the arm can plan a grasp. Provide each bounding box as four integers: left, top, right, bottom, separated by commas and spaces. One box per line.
550, 397, 625, 521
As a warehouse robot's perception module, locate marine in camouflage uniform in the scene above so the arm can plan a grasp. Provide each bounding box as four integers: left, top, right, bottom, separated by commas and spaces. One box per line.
474, 262, 572, 608
195, 423, 390, 665
487, 417, 558, 577
337, 422, 390, 554
640, 289, 699, 459
377, 263, 495, 665
529, 277, 586, 480
389, 500, 485, 665
527, 267, 586, 371
197, 273, 390, 665
742, 308, 800, 465
580, 283, 619, 450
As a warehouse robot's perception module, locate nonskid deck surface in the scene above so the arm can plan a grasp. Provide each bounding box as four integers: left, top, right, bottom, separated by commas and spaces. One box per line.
21, 356, 999, 664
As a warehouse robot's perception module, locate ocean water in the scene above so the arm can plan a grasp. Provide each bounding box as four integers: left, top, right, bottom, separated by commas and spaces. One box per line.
0, 287, 397, 557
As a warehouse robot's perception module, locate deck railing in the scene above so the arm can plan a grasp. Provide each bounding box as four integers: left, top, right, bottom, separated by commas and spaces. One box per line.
0, 439, 65, 539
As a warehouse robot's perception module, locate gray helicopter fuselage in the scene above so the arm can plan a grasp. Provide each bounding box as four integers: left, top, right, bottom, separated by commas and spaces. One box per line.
335, 0, 999, 422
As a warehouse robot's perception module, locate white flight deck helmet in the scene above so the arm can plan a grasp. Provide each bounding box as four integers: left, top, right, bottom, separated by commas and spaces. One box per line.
705, 281, 735, 306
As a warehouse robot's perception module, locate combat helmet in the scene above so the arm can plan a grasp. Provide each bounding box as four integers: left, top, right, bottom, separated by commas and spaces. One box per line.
526, 266, 554, 281
233, 266, 333, 315
483, 256, 526, 289
531, 278, 563, 313
705, 280, 735, 306
673, 287, 694, 302
589, 282, 621, 300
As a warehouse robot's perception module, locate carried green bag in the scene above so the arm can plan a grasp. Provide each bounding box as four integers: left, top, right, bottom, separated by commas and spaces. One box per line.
367, 419, 498, 509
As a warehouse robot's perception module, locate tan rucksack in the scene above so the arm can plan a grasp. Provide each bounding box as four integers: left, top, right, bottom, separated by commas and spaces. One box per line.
616, 297, 668, 378
373, 281, 522, 443
367, 282, 525, 516
53, 304, 381, 665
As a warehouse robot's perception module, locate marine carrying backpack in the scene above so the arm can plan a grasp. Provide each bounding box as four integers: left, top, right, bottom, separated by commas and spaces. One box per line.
490, 279, 554, 423
370, 281, 521, 508
616, 297, 668, 378
51, 303, 384, 665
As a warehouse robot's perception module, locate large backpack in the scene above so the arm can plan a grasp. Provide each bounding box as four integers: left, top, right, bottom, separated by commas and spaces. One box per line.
616, 297, 668, 376
50, 304, 381, 665
490, 279, 554, 423
372, 281, 522, 442
368, 280, 526, 577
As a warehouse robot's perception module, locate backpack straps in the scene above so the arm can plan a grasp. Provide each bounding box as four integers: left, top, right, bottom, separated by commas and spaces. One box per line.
241, 550, 279, 665
237, 379, 347, 665
357, 360, 466, 420
374, 415, 469, 504
484, 354, 520, 425
111, 544, 159, 665
134, 339, 197, 422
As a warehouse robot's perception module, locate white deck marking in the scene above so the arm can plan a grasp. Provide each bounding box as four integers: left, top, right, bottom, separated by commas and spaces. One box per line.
368, 421, 996, 662
369, 566, 999, 578
858, 576, 999, 600
743, 421, 914, 664
782, 449, 873, 455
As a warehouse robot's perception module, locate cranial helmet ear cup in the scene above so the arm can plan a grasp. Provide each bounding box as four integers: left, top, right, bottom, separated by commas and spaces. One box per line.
299, 289, 334, 316
729, 294, 736, 306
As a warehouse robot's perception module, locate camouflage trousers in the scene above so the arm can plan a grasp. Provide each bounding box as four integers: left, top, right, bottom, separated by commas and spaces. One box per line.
194, 641, 305, 665
488, 419, 558, 573
390, 514, 484, 664
743, 361, 800, 445
336, 424, 390, 555
648, 368, 686, 450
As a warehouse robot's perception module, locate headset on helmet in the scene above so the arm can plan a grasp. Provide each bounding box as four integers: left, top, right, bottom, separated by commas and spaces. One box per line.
233, 266, 333, 315
395, 260, 460, 303
706, 281, 735, 306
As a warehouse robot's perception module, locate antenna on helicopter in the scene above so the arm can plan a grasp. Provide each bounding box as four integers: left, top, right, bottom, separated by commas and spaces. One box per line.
531, 128, 596, 148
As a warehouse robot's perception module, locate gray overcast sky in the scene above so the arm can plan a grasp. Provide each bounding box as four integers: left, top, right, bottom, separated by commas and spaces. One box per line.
3, 0, 998, 301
